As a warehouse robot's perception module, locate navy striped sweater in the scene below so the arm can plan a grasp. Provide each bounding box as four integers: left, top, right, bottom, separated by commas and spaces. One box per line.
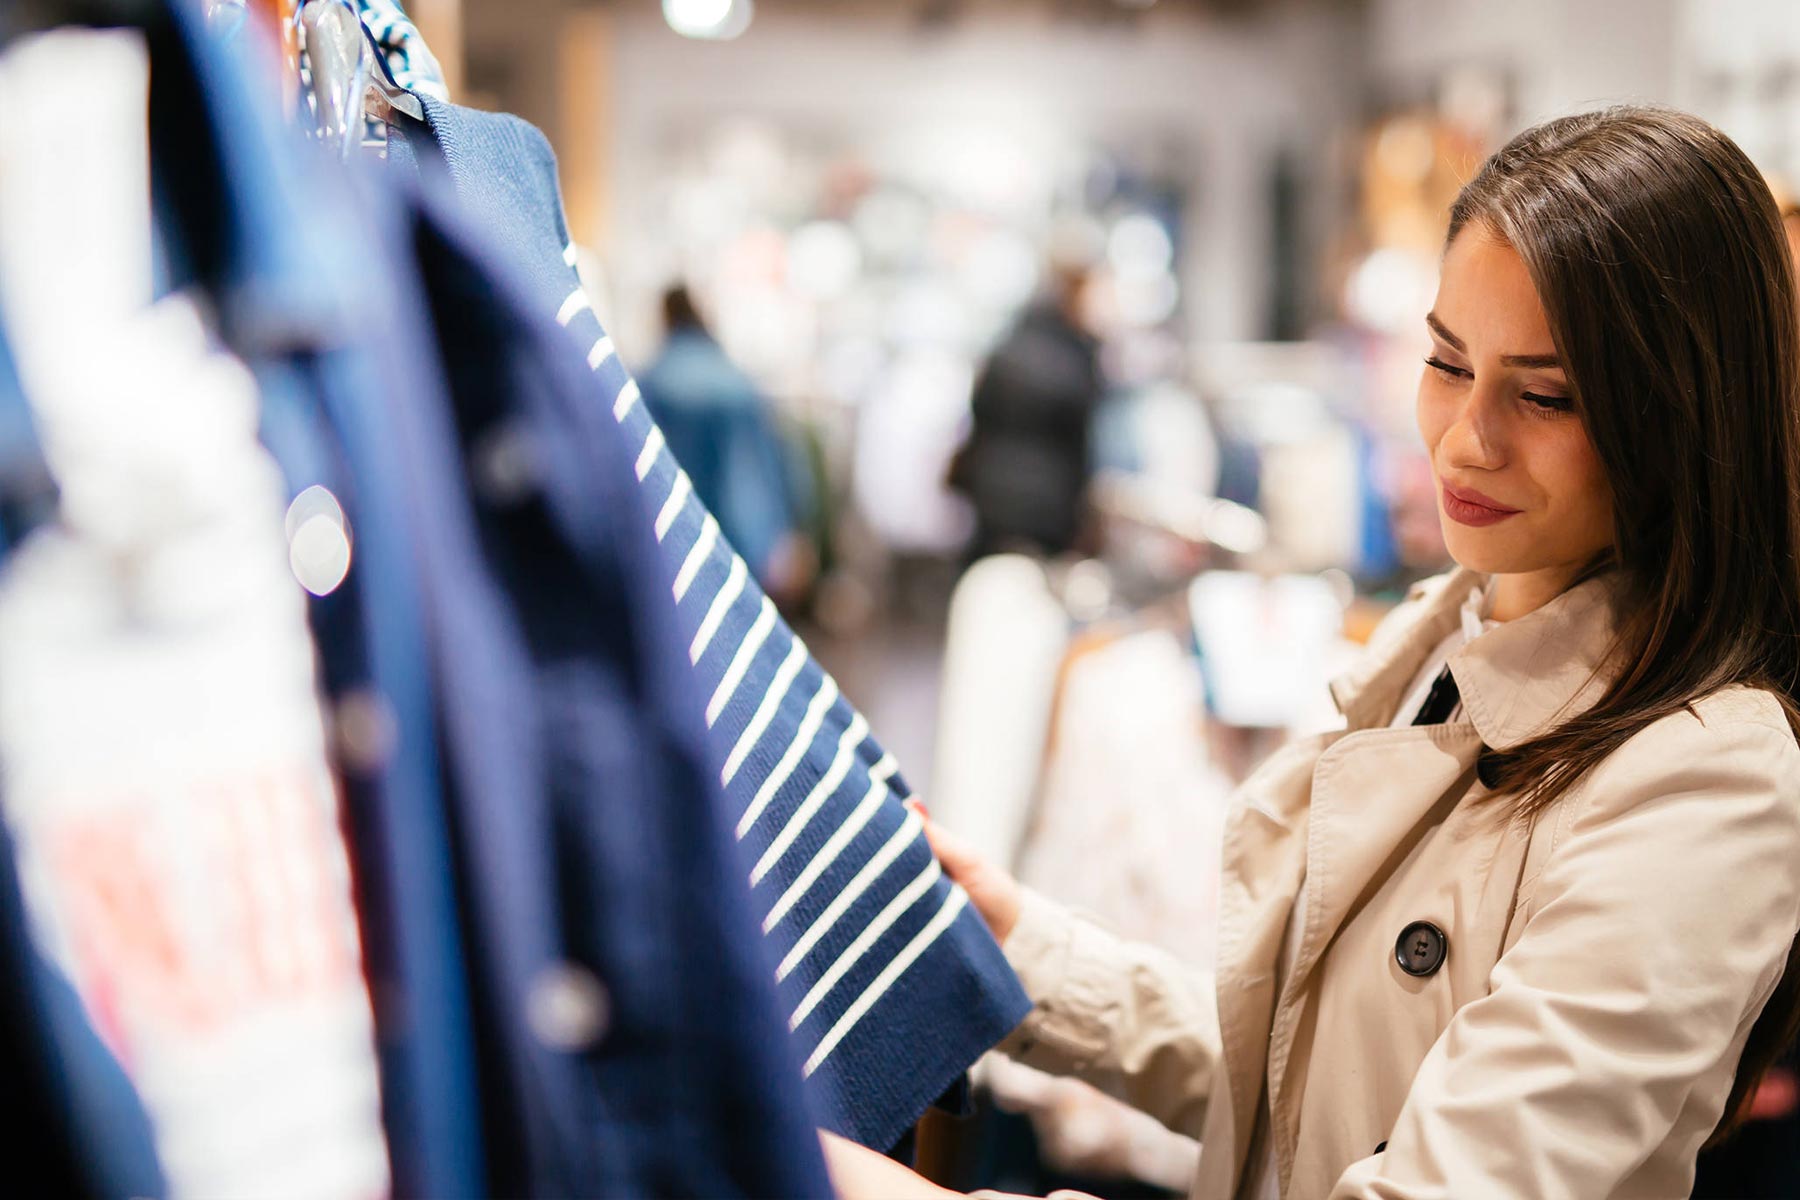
393, 99, 1029, 1148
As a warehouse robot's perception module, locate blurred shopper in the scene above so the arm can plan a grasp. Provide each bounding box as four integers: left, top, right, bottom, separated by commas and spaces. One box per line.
639, 285, 814, 605
953, 265, 1103, 559
823, 107, 1800, 1200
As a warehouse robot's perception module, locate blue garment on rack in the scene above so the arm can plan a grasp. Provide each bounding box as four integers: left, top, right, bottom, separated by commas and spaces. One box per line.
163, 4, 835, 1194
45, 4, 831, 1196
148, 6, 484, 1195
0, 7, 478, 1196
387, 95, 1031, 1150
389, 179, 834, 1199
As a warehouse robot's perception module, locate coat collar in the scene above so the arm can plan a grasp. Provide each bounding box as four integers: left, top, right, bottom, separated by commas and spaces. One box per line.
1329, 565, 1624, 750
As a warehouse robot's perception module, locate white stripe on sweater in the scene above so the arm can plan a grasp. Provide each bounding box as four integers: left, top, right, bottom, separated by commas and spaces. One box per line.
654, 471, 693, 542
762, 771, 886, 928
803, 888, 969, 1076
736, 675, 839, 838
722, 639, 806, 787
555, 287, 590, 326
751, 713, 869, 886
671, 515, 720, 602
689, 554, 747, 664
612, 379, 640, 420
586, 335, 616, 370
777, 809, 923, 981
634, 424, 665, 482
707, 596, 776, 726
790, 858, 941, 1027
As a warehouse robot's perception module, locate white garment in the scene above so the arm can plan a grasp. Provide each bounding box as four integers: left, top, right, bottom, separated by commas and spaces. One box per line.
1249, 584, 1494, 1200
932, 554, 1069, 868
988, 627, 1233, 1191
0, 30, 388, 1200
1189, 571, 1347, 732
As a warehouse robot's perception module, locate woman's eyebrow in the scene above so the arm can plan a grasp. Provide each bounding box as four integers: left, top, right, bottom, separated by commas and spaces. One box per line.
1501, 351, 1563, 369
1426, 312, 1562, 369
1425, 312, 1464, 350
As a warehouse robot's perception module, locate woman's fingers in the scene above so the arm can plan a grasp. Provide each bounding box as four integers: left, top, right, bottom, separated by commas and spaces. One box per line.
817, 1130, 959, 1199
905, 798, 1021, 943
912, 803, 977, 870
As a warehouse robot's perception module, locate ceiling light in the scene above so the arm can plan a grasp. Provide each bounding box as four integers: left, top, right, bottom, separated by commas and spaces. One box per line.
663, 0, 753, 40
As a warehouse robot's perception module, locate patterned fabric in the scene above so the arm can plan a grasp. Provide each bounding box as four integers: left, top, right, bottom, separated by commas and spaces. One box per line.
386, 99, 1031, 1150
353, 0, 446, 100
385, 174, 836, 1199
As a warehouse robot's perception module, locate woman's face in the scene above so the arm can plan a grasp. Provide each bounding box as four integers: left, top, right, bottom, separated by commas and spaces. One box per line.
1417, 225, 1614, 613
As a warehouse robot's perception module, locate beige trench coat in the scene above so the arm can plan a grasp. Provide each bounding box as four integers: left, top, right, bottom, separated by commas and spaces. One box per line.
994, 568, 1800, 1198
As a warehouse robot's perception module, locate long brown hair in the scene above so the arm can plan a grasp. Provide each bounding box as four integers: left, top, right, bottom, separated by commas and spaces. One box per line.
1448, 106, 1800, 1145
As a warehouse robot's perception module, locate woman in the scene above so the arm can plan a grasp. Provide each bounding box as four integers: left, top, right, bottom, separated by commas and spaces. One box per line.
825, 106, 1800, 1198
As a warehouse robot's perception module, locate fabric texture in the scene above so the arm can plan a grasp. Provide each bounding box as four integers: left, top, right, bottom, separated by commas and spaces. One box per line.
0, 35, 391, 1195
988, 625, 1227, 1192
391, 177, 836, 1199
387, 95, 1031, 1149
998, 568, 1800, 1199
1246, 581, 1497, 1199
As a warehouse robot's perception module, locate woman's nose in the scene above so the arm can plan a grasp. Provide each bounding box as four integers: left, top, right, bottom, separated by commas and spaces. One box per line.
1440, 390, 1507, 471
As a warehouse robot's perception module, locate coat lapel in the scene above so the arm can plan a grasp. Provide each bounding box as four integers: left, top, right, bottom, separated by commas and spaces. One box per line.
1209, 731, 1337, 1191
1266, 721, 1484, 1117
1207, 573, 1474, 1187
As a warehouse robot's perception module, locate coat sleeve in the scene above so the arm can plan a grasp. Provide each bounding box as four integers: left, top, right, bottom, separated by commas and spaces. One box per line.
1329, 711, 1800, 1200
993, 887, 1221, 1141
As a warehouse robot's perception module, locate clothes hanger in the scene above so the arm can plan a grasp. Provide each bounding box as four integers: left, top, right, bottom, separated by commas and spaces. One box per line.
297, 0, 371, 157
295, 0, 420, 158
354, 6, 422, 123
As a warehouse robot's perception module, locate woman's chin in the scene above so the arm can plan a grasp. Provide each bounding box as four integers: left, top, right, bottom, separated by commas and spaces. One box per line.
1439, 530, 1523, 577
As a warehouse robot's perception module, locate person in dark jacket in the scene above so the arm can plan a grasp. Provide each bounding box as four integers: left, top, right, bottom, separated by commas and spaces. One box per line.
956, 266, 1103, 559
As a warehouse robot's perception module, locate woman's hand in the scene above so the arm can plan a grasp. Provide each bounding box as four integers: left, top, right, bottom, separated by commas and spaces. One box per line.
818, 1131, 960, 1199
907, 799, 1022, 944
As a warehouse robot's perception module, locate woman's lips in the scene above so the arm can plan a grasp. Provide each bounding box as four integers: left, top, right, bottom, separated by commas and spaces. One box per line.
1441, 482, 1522, 528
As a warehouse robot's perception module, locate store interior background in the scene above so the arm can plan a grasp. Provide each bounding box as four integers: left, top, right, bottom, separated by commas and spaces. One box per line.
407, 1, 1800, 1192
399, 0, 1800, 766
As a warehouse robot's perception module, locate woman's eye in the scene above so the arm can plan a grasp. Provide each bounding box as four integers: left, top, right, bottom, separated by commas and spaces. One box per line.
1423, 356, 1469, 380
1522, 391, 1574, 415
